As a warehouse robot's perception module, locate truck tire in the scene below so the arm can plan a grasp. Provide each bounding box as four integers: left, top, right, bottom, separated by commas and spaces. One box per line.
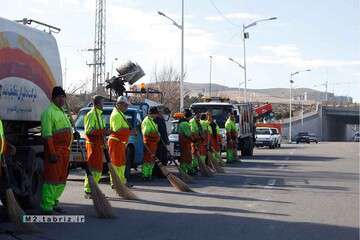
241, 137, 254, 156
19, 157, 43, 209
125, 145, 135, 179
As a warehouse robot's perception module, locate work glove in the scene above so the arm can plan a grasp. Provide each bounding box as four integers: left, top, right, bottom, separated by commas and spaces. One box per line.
49, 154, 58, 164
73, 131, 81, 140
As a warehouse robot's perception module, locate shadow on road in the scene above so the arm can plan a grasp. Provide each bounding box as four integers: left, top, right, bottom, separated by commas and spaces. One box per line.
1, 203, 358, 240
131, 187, 292, 204
242, 154, 339, 161
106, 198, 288, 217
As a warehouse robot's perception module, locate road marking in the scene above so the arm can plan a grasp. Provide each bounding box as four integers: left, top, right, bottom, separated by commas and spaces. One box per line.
265, 179, 277, 189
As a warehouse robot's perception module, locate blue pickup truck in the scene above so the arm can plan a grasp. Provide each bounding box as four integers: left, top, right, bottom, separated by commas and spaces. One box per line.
70, 103, 144, 178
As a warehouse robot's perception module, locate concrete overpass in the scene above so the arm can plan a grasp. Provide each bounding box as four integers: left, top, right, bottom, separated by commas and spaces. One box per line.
281, 104, 359, 141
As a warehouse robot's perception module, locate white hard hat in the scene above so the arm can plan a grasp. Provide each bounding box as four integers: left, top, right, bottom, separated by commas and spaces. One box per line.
116, 96, 129, 105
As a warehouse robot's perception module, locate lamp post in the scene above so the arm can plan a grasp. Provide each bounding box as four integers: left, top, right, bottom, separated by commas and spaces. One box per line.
229, 57, 245, 101
158, 0, 184, 111
242, 17, 277, 102
209, 55, 213, 97
110, 57, 118, 77
289, 69, 311, 143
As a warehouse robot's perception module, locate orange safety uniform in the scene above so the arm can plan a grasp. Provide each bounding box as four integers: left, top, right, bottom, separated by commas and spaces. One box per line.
40, 103, 73, 212
83, 107, 106, 193
108, 107, 131, 184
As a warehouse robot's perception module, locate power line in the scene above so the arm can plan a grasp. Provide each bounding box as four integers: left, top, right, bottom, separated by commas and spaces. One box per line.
208, 0, 241, 28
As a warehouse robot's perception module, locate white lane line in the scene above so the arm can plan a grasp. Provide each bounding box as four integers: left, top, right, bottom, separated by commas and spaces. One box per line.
265, 179, 277, 189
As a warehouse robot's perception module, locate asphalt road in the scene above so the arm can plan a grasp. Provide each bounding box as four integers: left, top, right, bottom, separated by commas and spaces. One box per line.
1, 142, 359, 240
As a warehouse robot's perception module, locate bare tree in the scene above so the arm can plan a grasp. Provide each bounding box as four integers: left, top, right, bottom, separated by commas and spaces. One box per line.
147, 64, 186, 113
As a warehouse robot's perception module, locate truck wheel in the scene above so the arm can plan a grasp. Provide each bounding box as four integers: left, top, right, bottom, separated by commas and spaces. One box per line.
125, 145, 135, 179
241, 137, 254, 156
19, 157, 43, 210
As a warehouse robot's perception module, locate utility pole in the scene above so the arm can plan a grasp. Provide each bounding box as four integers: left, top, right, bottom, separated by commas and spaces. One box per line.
209, 55, 213, 97
88, 0, 106, 92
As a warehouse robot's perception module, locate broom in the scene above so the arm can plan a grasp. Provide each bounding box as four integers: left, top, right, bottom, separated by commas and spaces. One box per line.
1, 156, 40, 233
94, 108, 138, 200
170, 157, 193, 183
65, 102, 115, 218
147, 120, 193, 183
144, 144, 193, 192
198, 154, 214, 177
208, 150, 225, 173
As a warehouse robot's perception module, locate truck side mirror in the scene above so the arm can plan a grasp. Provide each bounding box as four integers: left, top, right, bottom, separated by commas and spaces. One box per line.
235, 115, 240, 123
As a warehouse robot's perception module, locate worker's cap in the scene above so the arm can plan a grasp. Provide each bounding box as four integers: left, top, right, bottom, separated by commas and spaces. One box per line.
192, 109, 201, 115
92, 95, 104, 103
149, 106, 160, 114
116, 96, 130, 105
52, 86, 66, 99
200, 113, 207, 120
183, 109, 192, 118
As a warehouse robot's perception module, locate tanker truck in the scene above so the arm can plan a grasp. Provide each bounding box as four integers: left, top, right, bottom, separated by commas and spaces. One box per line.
0, 17, 62, 209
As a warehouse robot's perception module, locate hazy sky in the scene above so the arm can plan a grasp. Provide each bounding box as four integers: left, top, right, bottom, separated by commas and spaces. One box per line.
3, 0, 360, 101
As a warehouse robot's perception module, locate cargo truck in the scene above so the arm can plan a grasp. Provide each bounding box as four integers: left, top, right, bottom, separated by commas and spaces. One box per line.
0, 17, 62, 209
190, 98, 255, 156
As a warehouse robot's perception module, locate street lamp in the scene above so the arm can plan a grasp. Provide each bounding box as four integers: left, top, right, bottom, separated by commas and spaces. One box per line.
110, 58, 118, 77
158, 0, 184, 111
209, 55, 213, 97
289, 69, 311, 143
242, 17, 277, 102
229, 57, 245, 101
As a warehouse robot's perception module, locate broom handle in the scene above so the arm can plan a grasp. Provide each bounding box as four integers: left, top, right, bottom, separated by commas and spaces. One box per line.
93, 108, 112, 164
142, 142, 170, 178
64, 102, 92, 176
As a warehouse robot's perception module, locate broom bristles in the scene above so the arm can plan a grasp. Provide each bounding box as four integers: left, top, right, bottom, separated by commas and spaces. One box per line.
88, 175, 115, 218
108, 163, 138, 200
208, 153, 225, 173
179, 168, 193, 183
168, 173, 194, 192
157, 162, 194, 192
198, 159, 213, 177
6, 189, 40, 233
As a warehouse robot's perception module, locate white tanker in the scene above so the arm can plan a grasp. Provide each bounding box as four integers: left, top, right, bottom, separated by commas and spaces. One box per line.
0, 17, 62, 209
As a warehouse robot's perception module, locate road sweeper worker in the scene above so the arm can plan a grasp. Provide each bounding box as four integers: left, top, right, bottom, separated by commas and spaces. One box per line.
189, 111, 203, 175
178, 109, 193, 174
141, 106, 160, 180
207, 112, 222, 164
0, 119, 16, 177
200, 113, 211, 165
40, 86, 73, 214
108, 96, 131, 186
83, 95, 106, 198
225, 111, 238, 163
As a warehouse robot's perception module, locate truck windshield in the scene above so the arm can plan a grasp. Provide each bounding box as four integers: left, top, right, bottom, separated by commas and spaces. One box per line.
75, 109, 134, 130
270, 129, 278, 134
256, 128, 271, 135
190, 105, 233, 128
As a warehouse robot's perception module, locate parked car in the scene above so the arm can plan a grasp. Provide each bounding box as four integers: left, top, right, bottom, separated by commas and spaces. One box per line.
353, 132, 360, 142
308, 133, 319, 143
295, 132, 319, 144
270, 128, 282, 148
71, 104, 144, 178
255, 127, 277, 149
